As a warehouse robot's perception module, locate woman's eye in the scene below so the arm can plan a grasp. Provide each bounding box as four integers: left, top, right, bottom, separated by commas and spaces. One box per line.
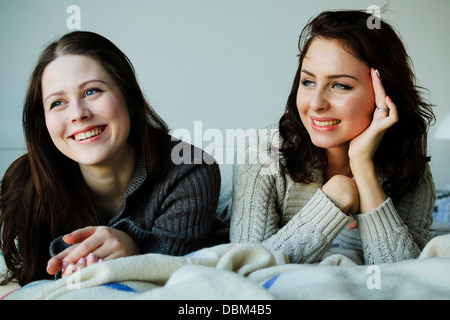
301, 80, 315, 87
50, 100, 63, 109
85, 88, 101, 97
332, 83, 353, 90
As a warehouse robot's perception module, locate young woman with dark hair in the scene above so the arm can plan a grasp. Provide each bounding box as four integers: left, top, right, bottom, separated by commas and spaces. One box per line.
231, 10, 436, 265
0, 31, 221, 286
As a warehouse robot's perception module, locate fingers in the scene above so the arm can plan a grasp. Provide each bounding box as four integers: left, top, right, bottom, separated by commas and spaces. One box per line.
87, 253, 101, 266
62, 226, 97, 244
47, 260, 63, 275
348, 219, 358, 230
46, 229, 103, 275
371, 68, 398, 124
60, 226, 112, 264
384, 95, 398, 123
47, 250, 101, 276
46, 244, 77, 275
371, 68, 389, 117
47, 226, 138, 276
62, 233, 103, 264
371, 68, 386, 105
60, 254, 102, 278
64, 257, 87, 275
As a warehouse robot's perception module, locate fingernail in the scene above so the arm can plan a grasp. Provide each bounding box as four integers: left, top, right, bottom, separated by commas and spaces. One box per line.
88, 253, 96, 262
375, 69, 380, 78
62, 261, 68, 269
386, 96, 392, 102
78, 257, 86, 266
62, 235, 71, 244
67, 263, 77, 273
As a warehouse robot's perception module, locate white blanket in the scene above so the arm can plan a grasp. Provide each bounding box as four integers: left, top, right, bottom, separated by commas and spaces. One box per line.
2, 234, 450, 300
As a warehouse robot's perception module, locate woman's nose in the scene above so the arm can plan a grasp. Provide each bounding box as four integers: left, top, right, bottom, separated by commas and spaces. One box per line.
71, 100, 92, 123
309, 88, 330, 112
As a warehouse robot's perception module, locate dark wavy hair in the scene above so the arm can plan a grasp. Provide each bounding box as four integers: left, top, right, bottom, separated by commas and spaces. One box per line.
0, 31, 169, 286
279, 10, 435, 197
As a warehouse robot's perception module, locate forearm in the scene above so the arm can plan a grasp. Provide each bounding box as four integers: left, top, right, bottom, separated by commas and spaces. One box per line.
232, 183, 353, 263
354, 199, 422, 263
150, 164, 220, 255
262, 189, 352, 263
343, 164, 435, 263
350, 160, 386, 213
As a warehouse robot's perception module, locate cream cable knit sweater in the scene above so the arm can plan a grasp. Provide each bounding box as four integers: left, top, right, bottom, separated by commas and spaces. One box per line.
230, 125, 435, 265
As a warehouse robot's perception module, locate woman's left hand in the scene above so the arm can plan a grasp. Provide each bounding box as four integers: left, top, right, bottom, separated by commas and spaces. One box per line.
348, 68, 398, 163
348, 68, 399, 214
47, 226, 140, 276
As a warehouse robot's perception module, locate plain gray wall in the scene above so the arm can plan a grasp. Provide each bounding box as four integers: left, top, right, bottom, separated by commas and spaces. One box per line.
1, 0, 449, 189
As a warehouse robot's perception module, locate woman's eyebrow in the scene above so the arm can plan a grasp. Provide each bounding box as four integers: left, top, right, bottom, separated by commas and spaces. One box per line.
44, 90, 64, 104
78, 79, 109, 88
301, 69, 358, 80
44, 79, 108, 104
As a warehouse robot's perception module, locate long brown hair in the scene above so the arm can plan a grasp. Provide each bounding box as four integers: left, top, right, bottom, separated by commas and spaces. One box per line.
0, 31, 169, 285
279, 10, 435, 197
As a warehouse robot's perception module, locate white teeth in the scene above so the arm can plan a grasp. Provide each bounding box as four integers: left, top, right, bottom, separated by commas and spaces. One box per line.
74, 127, 104, 141
313, 120, 341, 127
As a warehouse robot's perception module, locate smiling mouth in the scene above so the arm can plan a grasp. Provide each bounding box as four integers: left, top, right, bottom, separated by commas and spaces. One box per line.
313, 120, 341, 127
73, 126, 105, 141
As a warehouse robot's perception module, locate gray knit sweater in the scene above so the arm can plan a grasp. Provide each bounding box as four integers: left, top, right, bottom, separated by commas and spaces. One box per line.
230, 125, 435, 265
50, 137, 221, 258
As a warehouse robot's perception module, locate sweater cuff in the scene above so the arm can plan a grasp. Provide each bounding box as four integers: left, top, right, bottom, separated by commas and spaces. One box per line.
355, 197, 404, 242
301, 189, 353, 241
49, 236, 71, 257
111, 219, 164, 254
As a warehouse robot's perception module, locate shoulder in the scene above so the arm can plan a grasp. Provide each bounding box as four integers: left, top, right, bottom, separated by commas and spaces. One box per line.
416, 163, 435, 197
167, 136, 217, 167
234, 122, 281, 170
392, 162, 435, 202
158, 136, 221, 189
232, 123, 287, 200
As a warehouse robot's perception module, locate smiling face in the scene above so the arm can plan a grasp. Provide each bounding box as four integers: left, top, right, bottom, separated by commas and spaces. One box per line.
42, 54, 131, 168
297, 38, 375, 151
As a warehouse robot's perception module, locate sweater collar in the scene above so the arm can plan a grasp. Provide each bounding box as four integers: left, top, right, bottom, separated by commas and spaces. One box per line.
122, 153, 147, 199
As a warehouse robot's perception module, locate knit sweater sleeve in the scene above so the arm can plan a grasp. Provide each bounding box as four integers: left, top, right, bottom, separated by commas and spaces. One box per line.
341, 163, 435, 264
230, 128, 353, 263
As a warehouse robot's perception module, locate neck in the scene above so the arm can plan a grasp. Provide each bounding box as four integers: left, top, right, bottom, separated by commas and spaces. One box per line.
79, 144, 136, 215
324, 144, 352, 181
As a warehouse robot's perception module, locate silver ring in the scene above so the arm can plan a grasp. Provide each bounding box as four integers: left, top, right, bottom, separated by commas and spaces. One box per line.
376, 107, 389, 112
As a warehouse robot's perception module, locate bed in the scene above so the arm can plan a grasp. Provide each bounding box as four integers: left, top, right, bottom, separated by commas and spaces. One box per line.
1, 176, 450, 300
1, 233, 449, 300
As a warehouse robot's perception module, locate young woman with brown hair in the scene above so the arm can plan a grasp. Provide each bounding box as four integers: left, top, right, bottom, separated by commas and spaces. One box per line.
0, 31, 220, 286
231, 10, 436, 265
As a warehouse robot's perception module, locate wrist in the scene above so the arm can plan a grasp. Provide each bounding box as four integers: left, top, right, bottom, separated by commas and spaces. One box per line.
350, 160, 387, 213
349, 158, 375, 177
